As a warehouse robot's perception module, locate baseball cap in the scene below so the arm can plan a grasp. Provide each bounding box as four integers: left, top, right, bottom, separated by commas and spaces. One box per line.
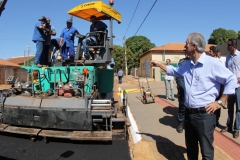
39, 16, 46, 21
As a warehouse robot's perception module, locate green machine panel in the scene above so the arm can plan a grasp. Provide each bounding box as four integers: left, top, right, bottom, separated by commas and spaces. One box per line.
98, 69, 114, 93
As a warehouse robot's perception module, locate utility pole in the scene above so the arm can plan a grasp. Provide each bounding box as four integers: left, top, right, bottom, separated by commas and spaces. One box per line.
24, 50, 26, 66
123, 36, 128, 76
27, 46, 30, 66
163, 44, 165, 61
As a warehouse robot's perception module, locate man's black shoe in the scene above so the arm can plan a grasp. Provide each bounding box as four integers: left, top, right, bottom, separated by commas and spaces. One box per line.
233, 131, 239, 139
220, 126, 232, 133
177, 121, 184, 133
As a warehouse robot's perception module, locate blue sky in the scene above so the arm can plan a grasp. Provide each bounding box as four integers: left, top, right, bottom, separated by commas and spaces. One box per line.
0, 0, 239, 59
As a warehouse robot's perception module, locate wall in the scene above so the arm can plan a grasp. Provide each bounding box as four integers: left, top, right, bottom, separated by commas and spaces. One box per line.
0, 67, 28, 84
14, 68, 28, 82
152, 52, 184, 63
5, 67, 14, 84
139, 51, 185, 78
0, 67, 5, 84
131, 68, 138, 77
154, 67, 161, 81
24, 57, 35, 66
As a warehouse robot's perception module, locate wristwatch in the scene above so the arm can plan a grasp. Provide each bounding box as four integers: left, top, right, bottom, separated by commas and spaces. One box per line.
218, 100, 227, 109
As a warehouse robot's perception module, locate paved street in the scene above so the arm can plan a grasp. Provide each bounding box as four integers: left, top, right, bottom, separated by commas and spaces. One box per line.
0, 133, 130, 160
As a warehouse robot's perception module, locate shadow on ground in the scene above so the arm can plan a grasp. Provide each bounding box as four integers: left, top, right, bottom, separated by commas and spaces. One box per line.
0, 156, 16, 160
55, 150, 74, 160
140, 132, 186, 160
158, 106, 181, 132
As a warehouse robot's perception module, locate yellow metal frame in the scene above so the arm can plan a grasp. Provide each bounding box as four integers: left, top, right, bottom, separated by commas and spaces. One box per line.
67, 1, 121, 23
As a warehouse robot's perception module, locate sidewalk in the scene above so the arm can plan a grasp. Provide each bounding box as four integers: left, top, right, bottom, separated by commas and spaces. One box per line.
117, 75, 240, 160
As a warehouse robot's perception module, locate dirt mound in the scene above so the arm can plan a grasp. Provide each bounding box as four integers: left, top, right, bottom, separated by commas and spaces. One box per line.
132, 141, 159, 160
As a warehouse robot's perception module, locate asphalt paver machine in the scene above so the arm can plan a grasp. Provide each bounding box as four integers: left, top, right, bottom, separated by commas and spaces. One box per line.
0, 0, 130, 142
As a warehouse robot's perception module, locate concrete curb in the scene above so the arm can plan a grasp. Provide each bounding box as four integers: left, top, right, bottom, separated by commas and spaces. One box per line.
119, 88, 142, 144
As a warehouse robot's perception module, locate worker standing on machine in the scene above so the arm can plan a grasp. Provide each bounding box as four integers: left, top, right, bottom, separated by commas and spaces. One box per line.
59, 18, 80, 62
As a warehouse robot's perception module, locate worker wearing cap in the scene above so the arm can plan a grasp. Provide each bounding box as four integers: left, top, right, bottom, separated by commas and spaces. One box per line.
59, 18, 79, 61
32, 16, 49, 67
41, 18, 56, 66
82, 15, 107, 60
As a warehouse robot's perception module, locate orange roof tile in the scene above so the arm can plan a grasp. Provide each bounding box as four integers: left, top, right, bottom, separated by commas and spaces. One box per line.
0, 58, 20, 67
139, 42, 215, 58
7, 56, 35, 65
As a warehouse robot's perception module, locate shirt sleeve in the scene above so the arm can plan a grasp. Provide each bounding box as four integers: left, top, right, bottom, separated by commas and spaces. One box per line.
60, 29, 64, 38
74, 28, 79, 34
235, 55, 240, 78
51, 26, 56, 34
166, 63, 187, 77
36, 22, 42, 28
213, 61, 237, 94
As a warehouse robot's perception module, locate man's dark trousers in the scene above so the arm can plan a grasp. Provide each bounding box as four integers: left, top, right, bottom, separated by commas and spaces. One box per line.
185, 109, 215, 160
40, 45, 50, 65
118, 76, 123, 84
177, 85, 185, 122
227, 87, 240, 131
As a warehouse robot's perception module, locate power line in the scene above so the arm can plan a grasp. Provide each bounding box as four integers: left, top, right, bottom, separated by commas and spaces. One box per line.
134, 0, 158, 36
124, 0, 140, 37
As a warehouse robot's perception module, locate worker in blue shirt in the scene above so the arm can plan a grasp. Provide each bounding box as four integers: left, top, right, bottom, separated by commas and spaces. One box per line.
82, 15, 107, 60
175, 50, 191, 133
32, 16, 49, 67
59, 19, 79, 61
150, 32, 237, 160
117, 69, 124, 84
221, 39, 240, 139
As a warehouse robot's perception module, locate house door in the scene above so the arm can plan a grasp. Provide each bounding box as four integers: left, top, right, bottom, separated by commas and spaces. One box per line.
145, 59, 150, 77
0, 68, 5, 84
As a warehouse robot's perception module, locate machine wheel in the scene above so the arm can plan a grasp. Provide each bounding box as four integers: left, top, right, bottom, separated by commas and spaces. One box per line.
43, 137, 48, 143
30, 135, 36, 142
143, 99, 147, 104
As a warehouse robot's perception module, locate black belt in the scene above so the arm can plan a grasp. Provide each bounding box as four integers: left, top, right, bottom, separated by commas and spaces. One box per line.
187, 107, 206, 114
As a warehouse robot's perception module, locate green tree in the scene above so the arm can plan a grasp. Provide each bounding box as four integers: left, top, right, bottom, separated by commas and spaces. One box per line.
208, 28, 238, 45
238, 30, 240, 39
227, 30, 238, 40
112, 45, 124, 71
125, 36, 155, 67
112, 45, 134, 72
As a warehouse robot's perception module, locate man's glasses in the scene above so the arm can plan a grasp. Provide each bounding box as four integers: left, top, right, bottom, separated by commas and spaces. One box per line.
227, 44, 233, 47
